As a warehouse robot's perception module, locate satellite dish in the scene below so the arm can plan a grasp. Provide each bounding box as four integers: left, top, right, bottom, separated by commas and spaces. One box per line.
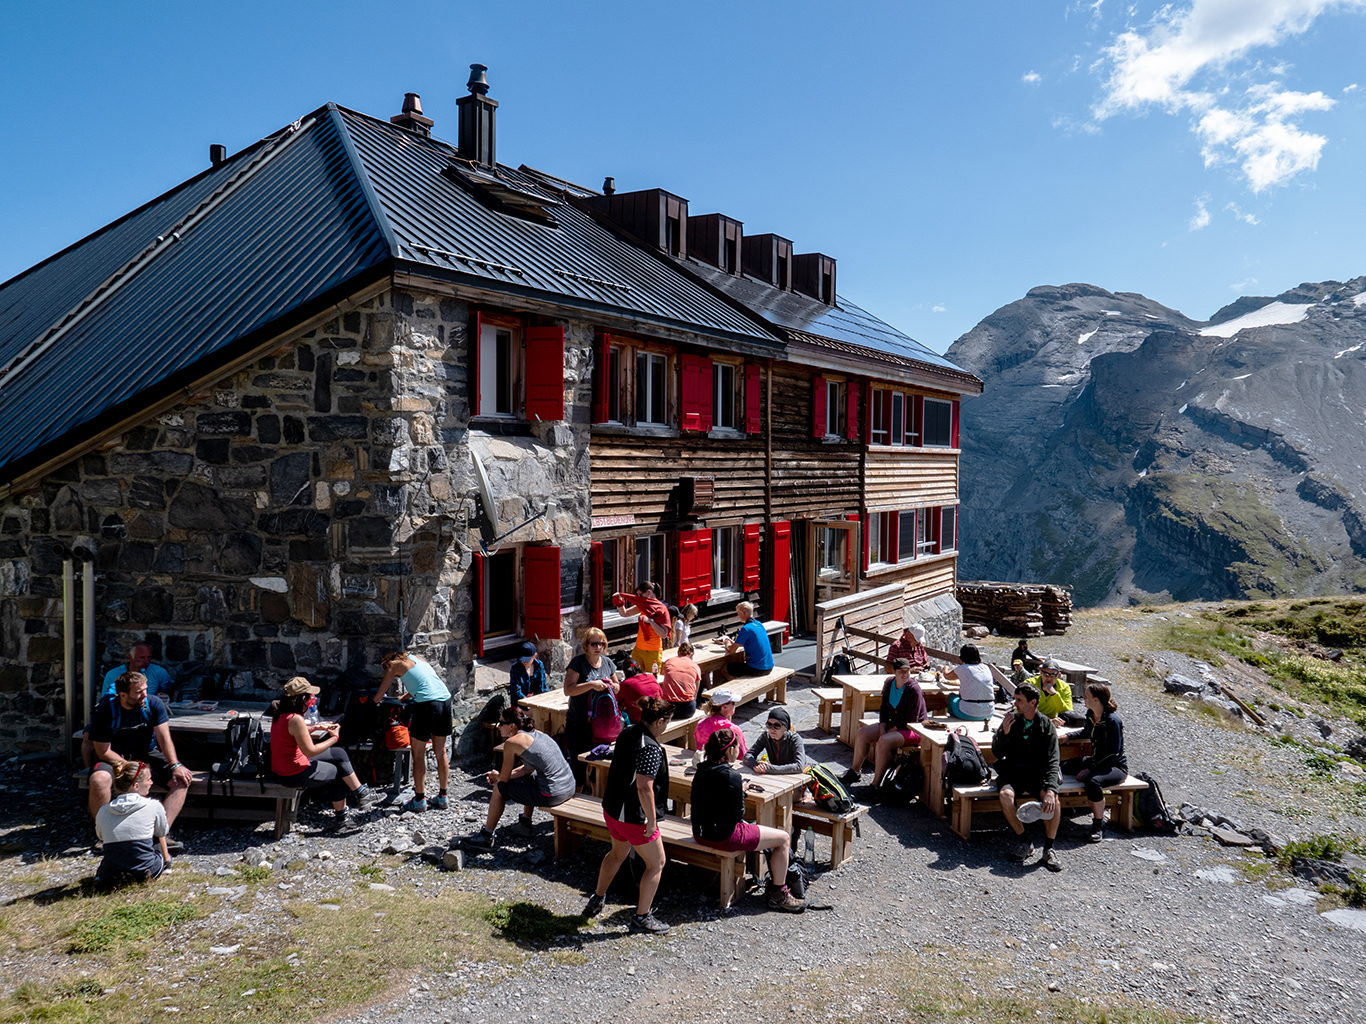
471, 448, 500, 533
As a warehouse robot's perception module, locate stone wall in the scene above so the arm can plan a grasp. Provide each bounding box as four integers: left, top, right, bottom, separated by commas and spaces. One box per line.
0, 285, 601, 756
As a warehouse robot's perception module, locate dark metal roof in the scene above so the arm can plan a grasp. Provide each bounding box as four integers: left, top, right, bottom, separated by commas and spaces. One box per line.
335, 107, 776, 345
0, 106, 393, 481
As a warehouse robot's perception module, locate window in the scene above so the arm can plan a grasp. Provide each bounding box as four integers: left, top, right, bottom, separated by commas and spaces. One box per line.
869, 511, 894, 565
482, 548, 517, 637
636, 534, 667, 596
898, 511, 918, 561
713, 362, 738, 430
870, 390, 889, 445
821, 270, 833, 304
940, 506, 957, 553
777, 255, 788, 290
606, 345, 622, 423
918, 509, 935, 555
637, 351, 668, 425
923, 397, 953, 447
666, 216, 681, 256
825, 381, 846, 438
817, 527, 848, 578
712, 526, 740, 591
724, 237, 738, 274
890, 392, 904, 445
479, 324, 518, 417
600, 538, 621, 613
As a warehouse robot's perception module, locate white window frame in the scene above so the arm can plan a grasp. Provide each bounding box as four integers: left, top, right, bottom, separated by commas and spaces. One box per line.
635, 533, 668, 598
870, 389, 888, 445
479, 323, 521, 418
940, 506, 957, 553
890, 391, 905, 445
824, 380, 846, 439
482, 546, 521, 639
817, 526, 849, 579
917, 508, 936, 555
636, 351, 669, 426
869, 511, 894, 566
711, 525, 743, 595
713, 361, 739, 431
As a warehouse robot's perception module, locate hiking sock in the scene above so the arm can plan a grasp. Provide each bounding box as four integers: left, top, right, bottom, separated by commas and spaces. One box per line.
439, 790, 447, 797
480, 827, 494, 839
1043, 837, 1055, 851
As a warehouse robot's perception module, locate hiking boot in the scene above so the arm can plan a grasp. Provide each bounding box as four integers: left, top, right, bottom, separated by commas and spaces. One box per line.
839, 767, 863, 784
628, 912, 670, 934
767, 885, 805, 913
164, 837, 185, 855
353, 785, 383, 811
582, 892, 606, 918
403, 795, 428, 813
428, 794, 449, 810
1008, 837, 1035, 861
507, 816, 534, 838
1088, 819, 1105, 843
325, 809, 354, 831
463, 829, 495, 850
1042, 847, 1063, 872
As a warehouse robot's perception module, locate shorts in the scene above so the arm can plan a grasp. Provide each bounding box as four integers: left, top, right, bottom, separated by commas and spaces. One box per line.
890, 728, 920, 746
997, 773, 1047, 801
949, 695, 994, 721
93, 752, 175, 788
729, 663, 768, 677
408, 699, 452, 742
498, 776, 572, 808
696, 820, 761, 852
603, 812, 659, 847
630, 646, 663, 672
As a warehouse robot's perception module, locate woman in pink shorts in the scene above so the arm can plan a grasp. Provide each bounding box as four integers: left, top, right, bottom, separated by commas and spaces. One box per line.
840, 658, 928, 791
690, 728, 804, 912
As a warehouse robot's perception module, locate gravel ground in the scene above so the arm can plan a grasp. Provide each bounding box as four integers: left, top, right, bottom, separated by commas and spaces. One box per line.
3, 605, 1365, 1023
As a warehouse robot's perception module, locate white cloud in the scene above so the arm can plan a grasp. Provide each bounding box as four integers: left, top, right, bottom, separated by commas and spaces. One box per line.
1230, 277, 1259, 291
1092, 0, 1366, 191
1023, 71, 1042, 83
932, 304, 948, 313
1346, 83, 1360, 92
1224, 202, 1260, 224
1189, 198, 1211, 230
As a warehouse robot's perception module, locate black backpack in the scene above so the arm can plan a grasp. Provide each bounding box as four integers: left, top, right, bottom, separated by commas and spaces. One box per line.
211, 716, 269, 792
1134, 771, 1178, 833
876, 753, 924, 806
943, 729, 991, 787
821, 651, 853, 687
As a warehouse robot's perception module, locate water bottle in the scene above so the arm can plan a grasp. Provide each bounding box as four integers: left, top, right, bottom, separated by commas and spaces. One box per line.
803, 827, 815, 870
304, 697, 320, 726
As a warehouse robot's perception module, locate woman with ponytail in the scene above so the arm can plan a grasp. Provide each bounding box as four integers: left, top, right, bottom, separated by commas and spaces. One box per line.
94, 760, 170, 885
1076, 682, 1128, 843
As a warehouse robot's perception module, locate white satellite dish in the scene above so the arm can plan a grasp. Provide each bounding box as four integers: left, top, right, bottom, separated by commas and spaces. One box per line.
471, 448, 500, 533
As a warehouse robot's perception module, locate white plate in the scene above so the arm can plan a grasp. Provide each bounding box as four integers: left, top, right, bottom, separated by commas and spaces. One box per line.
195, 701, 219, 711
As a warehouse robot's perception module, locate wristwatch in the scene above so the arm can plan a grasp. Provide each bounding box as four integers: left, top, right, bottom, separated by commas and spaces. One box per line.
169, 762, 183, 771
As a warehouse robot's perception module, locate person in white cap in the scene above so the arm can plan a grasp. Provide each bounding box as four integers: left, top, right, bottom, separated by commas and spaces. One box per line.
885, 623, 928, 673
693, 688, 748, 761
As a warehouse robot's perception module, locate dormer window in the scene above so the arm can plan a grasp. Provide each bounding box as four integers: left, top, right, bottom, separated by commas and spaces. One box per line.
666, 215, 681, 256
777, 255, 789, 290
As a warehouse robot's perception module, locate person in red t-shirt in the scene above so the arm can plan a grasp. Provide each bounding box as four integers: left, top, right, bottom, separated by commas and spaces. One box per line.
661, 642, 703, 716
612, 583, 671, 674
616, 658, 664, 724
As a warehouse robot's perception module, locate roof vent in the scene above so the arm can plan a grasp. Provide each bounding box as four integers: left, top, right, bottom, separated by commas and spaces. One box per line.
457, 63, 498, 167
602, 176, 616, 195
390, 92, 434, 136
209, 144, 227, 167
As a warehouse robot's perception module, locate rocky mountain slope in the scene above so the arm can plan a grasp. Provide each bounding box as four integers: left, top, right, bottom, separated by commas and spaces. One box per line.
948, 279, 1366, 605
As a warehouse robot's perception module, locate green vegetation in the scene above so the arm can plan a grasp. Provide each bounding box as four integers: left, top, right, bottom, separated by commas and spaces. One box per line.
67, 898, 199, 954
1276, 832, 1366, 869
485, 900, 586, 940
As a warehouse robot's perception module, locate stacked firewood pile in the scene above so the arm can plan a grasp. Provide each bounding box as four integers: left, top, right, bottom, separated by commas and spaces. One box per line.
956, 581, 1073, 637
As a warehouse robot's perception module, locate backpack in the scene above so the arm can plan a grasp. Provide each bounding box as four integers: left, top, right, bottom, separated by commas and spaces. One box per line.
821, 651, 853, 688
589, 687, 626, 744
804, 762, 856, 814
210, 716, 270, 805
1134, 771, 1178, 833
383, 705, 411, 751
943, 729, 991, 787
876, 753, 924, 806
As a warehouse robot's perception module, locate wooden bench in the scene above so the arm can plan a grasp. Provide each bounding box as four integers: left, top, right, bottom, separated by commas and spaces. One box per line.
949, 773, 1148, 842
792, 803, 868, 868
547, 794, 748, 908
77, 770, 303, 839
812, 687, 843, 734
760, 620, 789, 652
660, 708, 707, 749
704, 666, 792, 708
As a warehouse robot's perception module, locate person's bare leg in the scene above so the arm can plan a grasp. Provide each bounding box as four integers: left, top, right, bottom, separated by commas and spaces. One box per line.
410, 737, 428, 797
871, 732, 906, 786
634, 837, 667, 915
161, 778, 189, 828
850, 723, 879, 773
998, 785, 1023, 834
88, 770, 112, 820
484, 787, 508, 832
757, 825, 790, 880
433, 734, 450, 794
1044, 807, 1061, 842
594, 837, 632, 897
81, 733, 95, 770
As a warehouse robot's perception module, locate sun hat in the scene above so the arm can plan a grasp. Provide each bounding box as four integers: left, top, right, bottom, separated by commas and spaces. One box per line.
709, 688, 739, 706
283, 677, 320, 697
1015, 800, 1054, 823
909, 623, 927, 643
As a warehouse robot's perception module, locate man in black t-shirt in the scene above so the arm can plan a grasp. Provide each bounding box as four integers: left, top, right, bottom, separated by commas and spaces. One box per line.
87, 671, 194, 826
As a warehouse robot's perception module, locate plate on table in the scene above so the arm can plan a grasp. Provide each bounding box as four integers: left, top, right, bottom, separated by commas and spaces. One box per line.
169, 700, 197, 710
195, 701, 219, 711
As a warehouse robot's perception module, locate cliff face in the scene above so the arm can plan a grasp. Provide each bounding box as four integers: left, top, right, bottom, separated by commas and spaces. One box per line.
946, 280, 1366, 605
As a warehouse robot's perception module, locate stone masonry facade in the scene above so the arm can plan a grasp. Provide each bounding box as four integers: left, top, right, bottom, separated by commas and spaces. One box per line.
0, 285, 593, 755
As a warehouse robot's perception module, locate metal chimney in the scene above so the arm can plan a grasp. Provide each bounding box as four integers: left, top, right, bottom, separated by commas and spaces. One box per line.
390, 92, 434, 136
602, 176, 616, 195
209, 144, 227, 167
457, 63, 498, 167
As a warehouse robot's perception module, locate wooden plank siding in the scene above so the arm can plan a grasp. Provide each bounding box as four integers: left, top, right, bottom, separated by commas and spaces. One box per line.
769, 365, 860, 521
867, 554, 959, 604
863, 447, 958, 512
814, 582, 905, 675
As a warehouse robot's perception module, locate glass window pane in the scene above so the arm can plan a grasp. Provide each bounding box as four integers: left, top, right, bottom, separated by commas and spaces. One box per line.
891, 393, 904, 444
942, 507, 956, 552
636, 352, 649, 423
608, 347, 620, 421
898, 511, 917, 560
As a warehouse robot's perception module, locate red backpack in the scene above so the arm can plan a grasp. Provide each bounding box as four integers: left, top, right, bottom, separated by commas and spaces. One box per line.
590, 688, 626, 744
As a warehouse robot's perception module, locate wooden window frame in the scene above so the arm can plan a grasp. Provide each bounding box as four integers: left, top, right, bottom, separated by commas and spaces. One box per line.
824, 378, 847, 440
711, 525, 742, 594
474, 311, 526, 421
711, 357, 744, 434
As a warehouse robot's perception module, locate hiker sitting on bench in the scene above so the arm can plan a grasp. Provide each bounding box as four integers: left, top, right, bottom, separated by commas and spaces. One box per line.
1072, 682, 1128, 844
992, 682, 1063, 871
81, 643, 173, 769
943, 644, 995, 722
841, 658, 927, 788
722, 601, 774, 679
743, 706, 806, 775
87, 671, 192, 834
885, 623, 929, 674
95, 759, 171, 886
692, 727, 804, 913
268, 677, 380, 829
464, 705, 575, 849
695, 688, 749, 761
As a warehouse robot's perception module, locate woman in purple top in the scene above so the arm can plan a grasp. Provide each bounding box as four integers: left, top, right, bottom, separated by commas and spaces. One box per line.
840, 658, 928, 789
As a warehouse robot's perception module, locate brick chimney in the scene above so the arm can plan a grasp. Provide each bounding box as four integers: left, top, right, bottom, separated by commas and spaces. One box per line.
457, 64, 498, 167
390, 92, 434, 136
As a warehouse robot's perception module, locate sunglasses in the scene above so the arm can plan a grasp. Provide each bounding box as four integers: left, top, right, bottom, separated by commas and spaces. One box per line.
766, 722, 784, 730
1042, 671, 1060, 678
588, 641, 606, 648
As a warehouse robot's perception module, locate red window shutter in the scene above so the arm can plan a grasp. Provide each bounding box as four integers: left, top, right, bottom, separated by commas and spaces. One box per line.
522, 546, 561, 640
951, 400, 961, 448
745, 366, 761, 434
471, 552, 485, 658
912, 395, 924, 446
743, 523, 761, 589
589, 542, 603, 630
468, 311, 483, 417
811, 377, 827, 438
525, 326, 565, 422
680, 354, 712, 432
765, 521, 791, 640
847, 380, 861, 442
861, 514, 870, 572
676, 532, 696, 603
593, 333, 610, 424
695, 530, 712, 602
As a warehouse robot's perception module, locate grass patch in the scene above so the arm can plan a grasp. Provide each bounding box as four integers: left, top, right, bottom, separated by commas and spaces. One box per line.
1277, 832, 1366, 869
68, 898, 199, 953
485, 900, 585, 941
0, 870, 511, 1024
1304, 749, 1342, 775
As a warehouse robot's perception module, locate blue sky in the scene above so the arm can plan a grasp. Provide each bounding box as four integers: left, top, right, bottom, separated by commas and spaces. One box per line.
2, 1, 1364, 353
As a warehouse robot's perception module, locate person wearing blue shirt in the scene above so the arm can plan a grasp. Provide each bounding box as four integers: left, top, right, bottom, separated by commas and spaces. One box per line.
723, 601, 774, 678
509, 641, 548, 706
377, 651, 453, 813
100, 644, 173, 700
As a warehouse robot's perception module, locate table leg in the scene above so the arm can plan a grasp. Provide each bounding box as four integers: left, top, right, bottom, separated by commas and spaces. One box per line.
774, 795, 793, 835
756, 799, 775, 828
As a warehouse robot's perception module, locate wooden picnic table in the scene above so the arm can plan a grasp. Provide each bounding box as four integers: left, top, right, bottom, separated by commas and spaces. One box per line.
163, 701, 269, 735
831, 672, 960, 746
908, 714, 1093, 817
1048, 659, 1097, 691
580, 743, 809, 833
